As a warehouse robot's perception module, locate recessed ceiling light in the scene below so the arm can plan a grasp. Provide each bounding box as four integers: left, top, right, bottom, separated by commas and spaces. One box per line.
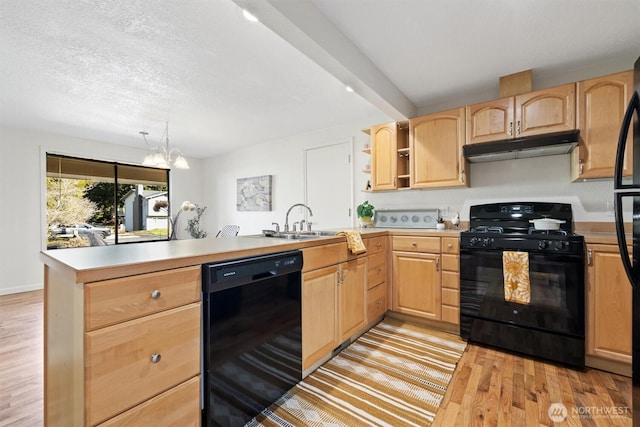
242, 9, 259, 22
345, 86, 354, 93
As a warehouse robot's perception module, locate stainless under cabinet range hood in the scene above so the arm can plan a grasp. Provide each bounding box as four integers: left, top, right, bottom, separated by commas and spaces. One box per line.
462, 130, 579, 163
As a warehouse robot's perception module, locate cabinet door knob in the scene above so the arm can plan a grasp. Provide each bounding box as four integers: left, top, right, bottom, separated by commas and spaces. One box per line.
150, 353, 162, 364
376, 299, 382, 305
376, 242, 382, 248
376, 267, 382, 273
447, 243, 453, 248
150, 290, 161, 299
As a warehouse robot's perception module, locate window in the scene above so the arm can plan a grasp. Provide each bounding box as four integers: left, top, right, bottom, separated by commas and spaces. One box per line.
46, 154, 170, 249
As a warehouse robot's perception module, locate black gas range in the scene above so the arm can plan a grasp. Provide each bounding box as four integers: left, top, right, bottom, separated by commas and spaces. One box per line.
459, 202, 585, 368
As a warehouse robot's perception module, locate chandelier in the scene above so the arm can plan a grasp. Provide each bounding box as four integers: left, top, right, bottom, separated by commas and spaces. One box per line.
140, 123, 190, 169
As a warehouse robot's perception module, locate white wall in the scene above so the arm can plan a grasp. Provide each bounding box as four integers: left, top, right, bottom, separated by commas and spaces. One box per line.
202, 115, 388, 236
0, 125, 203, 295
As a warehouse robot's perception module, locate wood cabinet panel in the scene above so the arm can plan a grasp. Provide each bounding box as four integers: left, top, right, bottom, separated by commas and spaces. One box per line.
392, 236, 441, 253
367, 252, 386, 289
366, 236, 387, 254
441, 254, 459, 272
370, 123, 398, 190
410, 107, 467, 189
515, 83, 575, 137
573, 70, 633, 180
85, 266, 200, 331
302, 243, 345, 272
442, 271, 460, 290
367, 283, 387, 323
85, 303, 201, 426
302, 265, 339, 370
339, 257, 367, 341
442, 288, 459, 306
441, 305, 460, 325
586, 244, 632, 367
466, 97, 514, 144
392, 251, 441, 320
441, 237, 459, 254
97, 377, 200, 427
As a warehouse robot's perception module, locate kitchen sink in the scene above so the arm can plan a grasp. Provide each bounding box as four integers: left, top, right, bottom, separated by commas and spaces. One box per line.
259, 230, 338, 239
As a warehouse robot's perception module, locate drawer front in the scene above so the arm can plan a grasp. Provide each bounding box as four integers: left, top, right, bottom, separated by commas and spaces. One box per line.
367, 284, 387, 322
441, 254, 459, 272
86, 303, 201, 426
367, 252, 386, 289
366, 236, 387, 255
442, 271, 460, 290
441, 237, 459, 254
442, 305, 460, 325
97, 376, 201, 427
302, 243, 346, 272
85, 266, 201, 331
442, 288, 459, 307
392, 236, 440, 253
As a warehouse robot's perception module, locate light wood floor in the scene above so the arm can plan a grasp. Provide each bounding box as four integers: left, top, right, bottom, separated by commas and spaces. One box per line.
0, 290, 633, 426
0, 290, 43, 427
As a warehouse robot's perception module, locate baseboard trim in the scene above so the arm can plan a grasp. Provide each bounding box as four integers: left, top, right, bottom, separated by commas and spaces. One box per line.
0, 282, 43, 296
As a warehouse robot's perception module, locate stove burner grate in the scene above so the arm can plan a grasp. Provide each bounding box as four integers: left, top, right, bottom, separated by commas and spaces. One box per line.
527, 228, 569, 236
471, 226, 504, 234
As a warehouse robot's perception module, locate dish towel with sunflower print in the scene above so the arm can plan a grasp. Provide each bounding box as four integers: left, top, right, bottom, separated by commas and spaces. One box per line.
502, 251, 531, 304
336, 230, 367, 255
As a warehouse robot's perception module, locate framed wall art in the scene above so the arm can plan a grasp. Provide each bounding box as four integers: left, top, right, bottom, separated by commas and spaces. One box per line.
237, 175, 272, 211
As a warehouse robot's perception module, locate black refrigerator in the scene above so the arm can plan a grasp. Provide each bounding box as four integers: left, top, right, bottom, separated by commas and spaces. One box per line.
613, 55, 640, 426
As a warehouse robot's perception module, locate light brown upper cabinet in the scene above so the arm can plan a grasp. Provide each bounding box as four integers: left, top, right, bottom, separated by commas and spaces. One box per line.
369, 122, 410, 190
466, 83, 576, 145
410, 107, 468, 189
571, 70, 633, 180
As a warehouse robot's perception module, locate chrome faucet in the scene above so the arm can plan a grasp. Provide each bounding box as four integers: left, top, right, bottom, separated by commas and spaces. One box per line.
284, 203, 313, 232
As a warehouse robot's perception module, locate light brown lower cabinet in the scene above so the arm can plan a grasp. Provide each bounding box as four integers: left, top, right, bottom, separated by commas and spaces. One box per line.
302, 243, 367, 371
97, 377, 200, 427
392, 250, 441, 321
586, 243, 632, 375
44, 265, 202, 426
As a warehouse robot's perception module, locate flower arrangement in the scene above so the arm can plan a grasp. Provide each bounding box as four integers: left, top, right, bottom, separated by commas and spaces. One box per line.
186, 205, 207, 239
169, 201, 196, 240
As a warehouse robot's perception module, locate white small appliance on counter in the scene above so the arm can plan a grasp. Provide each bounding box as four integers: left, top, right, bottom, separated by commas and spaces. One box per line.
374, 208, 439, 228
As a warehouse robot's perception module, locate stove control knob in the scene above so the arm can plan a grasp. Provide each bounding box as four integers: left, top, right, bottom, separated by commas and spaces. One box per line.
469, 237, 480, 246
481, 238, 492, 247
538, 240, 548, 250
555, 241, 567, 251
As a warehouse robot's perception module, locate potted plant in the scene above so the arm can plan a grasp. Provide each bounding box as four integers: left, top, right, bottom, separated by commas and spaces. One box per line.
436, 216, 446, 230
356, 201, 375, 228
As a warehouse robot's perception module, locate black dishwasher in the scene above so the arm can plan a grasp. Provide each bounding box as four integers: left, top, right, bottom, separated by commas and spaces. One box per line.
202, 250, 303, 427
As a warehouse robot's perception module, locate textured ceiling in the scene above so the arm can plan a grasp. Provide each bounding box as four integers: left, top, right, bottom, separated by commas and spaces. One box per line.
1, 0, 639, 160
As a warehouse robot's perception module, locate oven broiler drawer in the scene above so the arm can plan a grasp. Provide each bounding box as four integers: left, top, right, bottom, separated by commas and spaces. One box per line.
460, 315, 585, 368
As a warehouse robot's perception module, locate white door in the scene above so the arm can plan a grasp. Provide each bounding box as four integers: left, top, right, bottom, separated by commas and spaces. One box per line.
304, 140, 353, 230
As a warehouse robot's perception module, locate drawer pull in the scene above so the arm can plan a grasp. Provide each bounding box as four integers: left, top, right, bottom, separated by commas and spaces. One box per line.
411, 242, 417, 247
150, 353, 162, 364
376, 242, 382, 248
150, 290, 161, 299
447, 243, 453, 249
376, 267, 382, 273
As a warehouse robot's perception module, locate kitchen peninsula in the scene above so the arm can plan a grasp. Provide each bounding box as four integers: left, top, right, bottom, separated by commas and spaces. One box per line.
40, 228, 460, 426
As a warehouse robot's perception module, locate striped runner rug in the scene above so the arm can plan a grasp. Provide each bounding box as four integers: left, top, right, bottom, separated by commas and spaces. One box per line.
247, 318, 467, 427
